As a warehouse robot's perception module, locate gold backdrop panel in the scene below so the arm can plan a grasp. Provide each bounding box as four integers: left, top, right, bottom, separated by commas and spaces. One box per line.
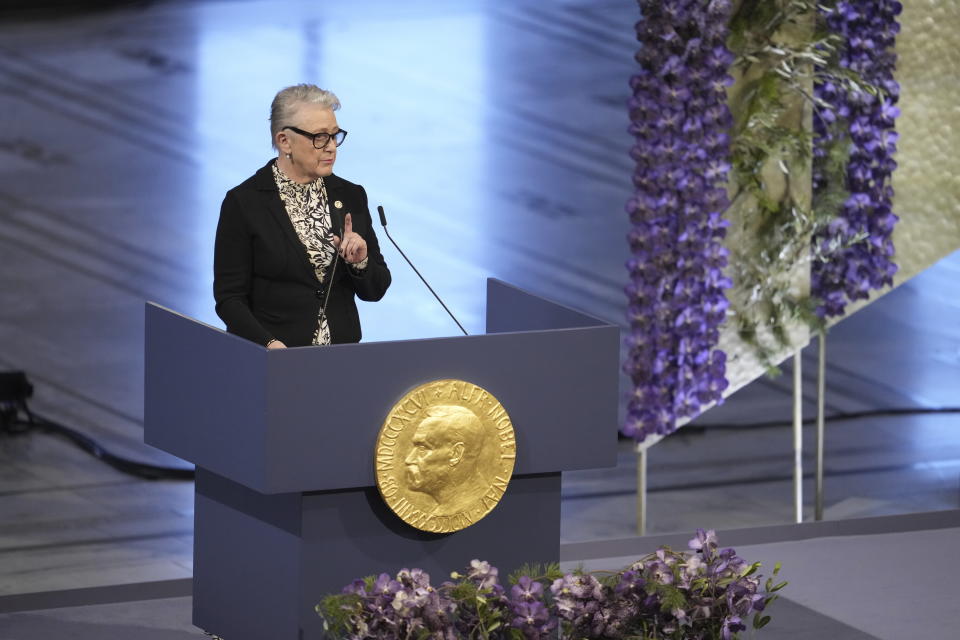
374, 379, 517, 533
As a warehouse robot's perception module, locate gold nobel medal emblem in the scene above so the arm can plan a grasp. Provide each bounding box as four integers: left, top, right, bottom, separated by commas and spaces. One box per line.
374, 379, 517, 533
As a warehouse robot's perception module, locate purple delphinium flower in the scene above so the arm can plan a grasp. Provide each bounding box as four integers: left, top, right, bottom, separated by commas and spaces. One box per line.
511, 575, 544, 602
509, 599, 556, 640
722, 614, 747, 639
355, 569, 462, 639
688, 527, 719, 555
507, 575, 556, 638
624, 0, 733, 442
812, 0, 902, 317
466, 559, 500, 592
550, 573, 625, 637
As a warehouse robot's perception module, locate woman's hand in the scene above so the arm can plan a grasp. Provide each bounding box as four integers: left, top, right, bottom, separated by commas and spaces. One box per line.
333, 213, 368, 264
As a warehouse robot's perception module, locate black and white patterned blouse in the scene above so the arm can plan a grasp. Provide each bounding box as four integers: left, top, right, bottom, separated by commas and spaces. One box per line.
272, 163, 336, 345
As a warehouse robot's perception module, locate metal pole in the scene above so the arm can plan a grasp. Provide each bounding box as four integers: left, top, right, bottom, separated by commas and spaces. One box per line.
815, 331, 826, 520
637, 446, 647, 536
793, 349, 803, 523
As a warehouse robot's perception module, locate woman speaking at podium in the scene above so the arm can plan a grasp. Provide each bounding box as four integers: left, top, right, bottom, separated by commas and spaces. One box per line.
213, 84, 391, 348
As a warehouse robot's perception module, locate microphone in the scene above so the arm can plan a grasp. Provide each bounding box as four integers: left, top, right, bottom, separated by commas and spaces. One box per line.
321, 222, 344, 320
377, 205, 468, 336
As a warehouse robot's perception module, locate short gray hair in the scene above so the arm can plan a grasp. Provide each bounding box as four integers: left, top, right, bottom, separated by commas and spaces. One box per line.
269, 84, 340, 149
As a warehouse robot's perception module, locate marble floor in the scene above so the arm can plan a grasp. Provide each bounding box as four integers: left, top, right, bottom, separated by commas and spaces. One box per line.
0, 0, 958, 607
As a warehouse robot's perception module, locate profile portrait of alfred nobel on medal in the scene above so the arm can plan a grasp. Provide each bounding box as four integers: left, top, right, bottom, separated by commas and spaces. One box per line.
403, 405, 489, 517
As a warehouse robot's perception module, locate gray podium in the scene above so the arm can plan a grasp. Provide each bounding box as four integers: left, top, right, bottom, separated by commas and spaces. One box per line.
144, 279, 618, 640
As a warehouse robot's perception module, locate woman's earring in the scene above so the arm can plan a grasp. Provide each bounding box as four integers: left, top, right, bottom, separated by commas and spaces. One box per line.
285, 153, 292, 160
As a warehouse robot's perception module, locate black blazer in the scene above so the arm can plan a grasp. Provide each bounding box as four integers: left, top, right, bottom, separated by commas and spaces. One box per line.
213, 159, 391, 347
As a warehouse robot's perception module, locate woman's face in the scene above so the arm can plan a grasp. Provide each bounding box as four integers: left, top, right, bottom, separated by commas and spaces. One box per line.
276, 103, 340, 183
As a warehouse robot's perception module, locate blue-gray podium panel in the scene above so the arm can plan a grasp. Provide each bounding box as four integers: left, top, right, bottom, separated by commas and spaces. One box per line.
145, 279, 619, 493
192, 469, 561, 640
144, 279, 619, 640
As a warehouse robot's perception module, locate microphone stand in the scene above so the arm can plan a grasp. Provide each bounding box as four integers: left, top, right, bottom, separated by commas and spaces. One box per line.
377, 205, 468, 336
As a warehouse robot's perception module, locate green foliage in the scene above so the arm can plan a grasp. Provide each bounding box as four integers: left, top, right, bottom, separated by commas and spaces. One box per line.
811, 131, 851, 216
725, 0, 882, 369
766, 562, 788, 593
447, 577, 511, 640
656, 584, 687, 613
754, 562, 787, 629
450, 578, 480, 602
315, 593, 363, 637
753, 614, 772, 629
506, 561, 563, 586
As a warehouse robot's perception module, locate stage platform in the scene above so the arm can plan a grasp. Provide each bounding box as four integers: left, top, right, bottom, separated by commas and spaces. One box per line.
1, 510, 956, 640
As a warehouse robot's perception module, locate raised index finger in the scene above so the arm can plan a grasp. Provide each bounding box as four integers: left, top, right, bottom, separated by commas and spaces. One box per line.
344, 212, 353, 235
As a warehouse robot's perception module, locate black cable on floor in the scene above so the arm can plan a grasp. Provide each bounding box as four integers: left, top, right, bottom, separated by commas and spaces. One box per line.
16, 412, 194, 481
1, 371, 193, 481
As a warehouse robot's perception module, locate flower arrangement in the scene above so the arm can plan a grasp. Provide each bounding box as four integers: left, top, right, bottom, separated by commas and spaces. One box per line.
317, 530, 785, 640
811, 0, 902, 317
724, 0, 901, 360
624, 0, 902, 437
623, 0, 735, 442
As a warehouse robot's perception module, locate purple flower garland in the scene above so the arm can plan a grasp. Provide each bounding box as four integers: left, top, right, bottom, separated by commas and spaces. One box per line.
624, 0, 734, 441
812, 0, 902, 317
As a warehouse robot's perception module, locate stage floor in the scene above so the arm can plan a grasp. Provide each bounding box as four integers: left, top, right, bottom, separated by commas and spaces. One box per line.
2, 510, 957, 640
1, 0, 958, 623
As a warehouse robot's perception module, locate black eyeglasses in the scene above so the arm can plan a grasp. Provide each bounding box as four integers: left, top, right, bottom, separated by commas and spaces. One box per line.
283, 126, 348, 149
